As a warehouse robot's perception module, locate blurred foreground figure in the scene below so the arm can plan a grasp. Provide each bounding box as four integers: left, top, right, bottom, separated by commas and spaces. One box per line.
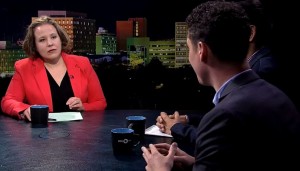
142, 1, 300, 171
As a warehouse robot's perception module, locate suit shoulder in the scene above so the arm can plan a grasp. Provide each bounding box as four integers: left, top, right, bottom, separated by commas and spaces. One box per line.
14, 58, 33, 69
66, 54, 90, 63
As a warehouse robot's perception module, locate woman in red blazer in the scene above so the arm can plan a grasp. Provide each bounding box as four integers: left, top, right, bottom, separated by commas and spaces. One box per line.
1, 16, 107, 120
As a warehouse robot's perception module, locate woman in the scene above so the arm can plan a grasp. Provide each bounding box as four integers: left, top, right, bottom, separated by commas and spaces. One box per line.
1, 16, 107, 120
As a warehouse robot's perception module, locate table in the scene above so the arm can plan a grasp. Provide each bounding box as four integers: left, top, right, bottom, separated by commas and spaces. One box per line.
0, 110, 179, 171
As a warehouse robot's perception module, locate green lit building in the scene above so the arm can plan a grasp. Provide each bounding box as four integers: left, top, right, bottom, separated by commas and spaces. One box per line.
149, 40, 175, 68
0, 42, 26, 74
95, 27, 117, 55
127, 37, 150, 67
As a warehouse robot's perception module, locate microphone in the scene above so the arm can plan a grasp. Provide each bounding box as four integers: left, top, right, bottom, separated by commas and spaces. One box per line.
69, 75, 74, 79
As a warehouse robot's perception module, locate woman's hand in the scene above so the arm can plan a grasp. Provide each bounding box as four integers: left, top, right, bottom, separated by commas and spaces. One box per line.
22, 107, 31, 121
66, 97, 84, 111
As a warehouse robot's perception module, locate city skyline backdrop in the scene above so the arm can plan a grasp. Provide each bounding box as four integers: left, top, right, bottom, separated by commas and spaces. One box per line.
1, 0, 203, 41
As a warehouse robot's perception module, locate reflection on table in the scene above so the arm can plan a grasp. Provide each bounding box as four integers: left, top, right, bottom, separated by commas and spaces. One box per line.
0, 110, 176, 171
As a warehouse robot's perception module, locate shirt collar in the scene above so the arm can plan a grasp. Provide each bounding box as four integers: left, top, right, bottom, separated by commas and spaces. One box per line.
212, 69, 251, 105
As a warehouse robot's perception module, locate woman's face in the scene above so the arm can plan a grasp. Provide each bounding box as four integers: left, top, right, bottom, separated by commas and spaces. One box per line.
34, 23, 62, 62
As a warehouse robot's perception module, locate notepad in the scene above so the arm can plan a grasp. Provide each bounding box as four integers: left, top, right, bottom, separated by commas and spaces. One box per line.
48, 112, 83, 122
145, 125, 173, 138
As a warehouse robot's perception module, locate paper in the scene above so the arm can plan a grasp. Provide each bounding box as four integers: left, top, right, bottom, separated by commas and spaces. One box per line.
145, 125, 173, 138
48, 112, 83, 122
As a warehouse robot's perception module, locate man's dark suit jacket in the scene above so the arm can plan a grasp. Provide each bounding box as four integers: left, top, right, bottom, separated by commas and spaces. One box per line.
192, 70, 300, 171
249, 47, 279, 85
250, 47, 299, 111
171, 47, 298, 145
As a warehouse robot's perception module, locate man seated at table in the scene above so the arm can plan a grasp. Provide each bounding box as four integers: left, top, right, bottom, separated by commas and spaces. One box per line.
141, 1, 300, 171
155, 0, 285, 148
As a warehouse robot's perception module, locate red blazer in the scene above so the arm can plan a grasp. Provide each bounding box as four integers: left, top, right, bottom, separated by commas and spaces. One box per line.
1, 52, 107, 119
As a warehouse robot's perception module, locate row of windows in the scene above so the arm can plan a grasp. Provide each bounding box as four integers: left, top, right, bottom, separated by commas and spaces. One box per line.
162, 61, 175, 64
56, 20, 73, 25
100, 40, 117, 44
176, 52, 187, 56
154, 57, 175, 60
175, 39, 187, 43
176, 47, 188, 51
149, 53, 175, 56
100, 37, 116, 41
149, 49, 175, 52
135, 22, 139, 37
0, 54, 25, 58
150, 45, 175, 48
176, 25, 187, 29
0, 66, 14, 71
0, 61, 14, 65
73, 21, 94, 26
175, 59, 189, 64
0, 58, 19, 61
176, 30, 187, 34
176, 35, 187, 39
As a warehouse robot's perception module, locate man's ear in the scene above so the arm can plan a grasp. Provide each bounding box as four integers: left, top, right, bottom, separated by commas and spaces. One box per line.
249, 25, 256, 42
198, 41, 208, 63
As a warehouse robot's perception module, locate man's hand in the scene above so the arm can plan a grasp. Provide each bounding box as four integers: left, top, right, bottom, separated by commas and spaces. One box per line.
141, 142, 178, 171
156, 111, 183, 134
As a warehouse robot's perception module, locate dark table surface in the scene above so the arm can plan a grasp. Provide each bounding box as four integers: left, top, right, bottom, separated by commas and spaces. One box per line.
0, 110, 180, 171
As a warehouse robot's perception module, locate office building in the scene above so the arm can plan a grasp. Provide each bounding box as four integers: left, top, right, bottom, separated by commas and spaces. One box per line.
149, 40, 175, 68
96, 27, 117, 55
0, 41, 26, 74
36, 10, 96, 55
116, 18, 147, 52
175, 22, 189, 68
127, 37, 149, 67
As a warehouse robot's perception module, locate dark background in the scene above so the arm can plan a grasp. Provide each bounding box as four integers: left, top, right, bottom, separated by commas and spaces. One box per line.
0, 0, 202, 40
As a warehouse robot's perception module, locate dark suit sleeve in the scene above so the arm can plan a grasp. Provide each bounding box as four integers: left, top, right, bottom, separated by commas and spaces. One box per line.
171, 123, 197, 146
188, 113, 205, 126
193, 109, 239, 171
170, 113, 205, 146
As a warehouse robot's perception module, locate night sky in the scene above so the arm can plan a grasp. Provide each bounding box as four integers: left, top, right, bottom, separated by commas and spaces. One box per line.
0, 0, 202, 41
1, 0, 298, 59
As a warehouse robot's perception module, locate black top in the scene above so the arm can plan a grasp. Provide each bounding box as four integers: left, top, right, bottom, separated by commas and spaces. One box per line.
46, 69, 75, 112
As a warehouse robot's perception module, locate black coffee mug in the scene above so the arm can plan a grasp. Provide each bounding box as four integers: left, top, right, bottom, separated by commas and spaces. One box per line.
30, 105, 49, 128
111, 128, 138, 153
126, 116, 146, 140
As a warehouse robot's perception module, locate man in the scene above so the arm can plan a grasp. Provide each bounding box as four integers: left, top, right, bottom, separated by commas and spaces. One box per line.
141, 1, 300, 171
155, 0, 283, 147
242, 0, 280, 86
